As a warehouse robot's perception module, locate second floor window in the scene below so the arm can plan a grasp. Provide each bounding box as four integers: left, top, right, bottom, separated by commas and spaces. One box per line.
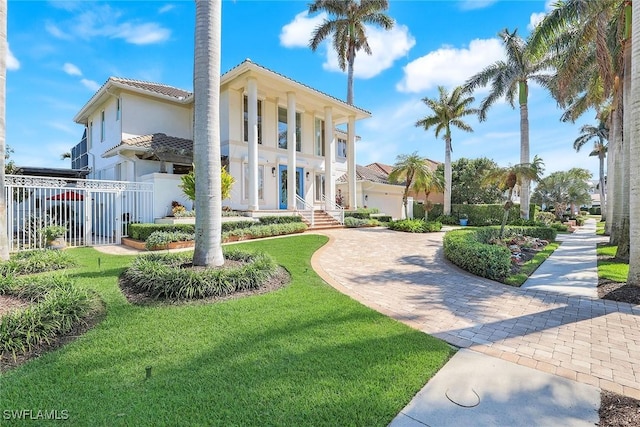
315, 118, 325, 156
337, 138, 347, 159
278, 107, 301, 151
100, 111, 105, 141
243, 95, 262, 144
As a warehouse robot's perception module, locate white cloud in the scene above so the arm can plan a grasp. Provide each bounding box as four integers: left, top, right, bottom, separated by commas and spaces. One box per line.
280, 10, 326, 48
114, 22, 170, 45
46, 5, 171, 45
281, 11, 415, 79
528, 0, 556, 31
459, 0, 498, 11
323, 24, 415, 79
7, 44, 19, 70
396, 38, 504, 93
81, 78, 100, 92
63, 62, 82, 76
158, 4, 175, 14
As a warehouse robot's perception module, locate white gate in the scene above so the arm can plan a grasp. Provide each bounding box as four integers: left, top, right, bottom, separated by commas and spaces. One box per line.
4, 175, 153, 252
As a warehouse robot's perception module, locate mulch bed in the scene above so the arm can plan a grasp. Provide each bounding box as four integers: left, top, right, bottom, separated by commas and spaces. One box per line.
597, 253, 640, 426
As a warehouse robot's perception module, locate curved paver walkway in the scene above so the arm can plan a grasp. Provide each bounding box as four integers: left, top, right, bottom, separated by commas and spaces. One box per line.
311, 227, 640, 398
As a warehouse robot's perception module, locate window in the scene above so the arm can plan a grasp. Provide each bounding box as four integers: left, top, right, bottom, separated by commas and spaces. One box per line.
277, 107, 301, 151
315, 174, 325, 201
243, 95, 262, 144
116, 98, 121, 121
337, 138, 347, 159
243, 164, 264, 200
100, 111, 105, 141
315, 118, 325, 156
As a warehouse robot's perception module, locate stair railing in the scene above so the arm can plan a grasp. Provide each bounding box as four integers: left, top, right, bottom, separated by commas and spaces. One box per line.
295, 195, 314, 228
322, 195, 345, 224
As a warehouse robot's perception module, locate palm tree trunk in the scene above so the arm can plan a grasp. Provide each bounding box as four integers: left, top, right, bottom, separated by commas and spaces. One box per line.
444, 137, 452, 216
607, 95, 622, 238
629, 0, 640, 285
519, 81, 530, 220
0, 0, 8, 261
599, 151, 606, 222
193, 0, 224, 267
615, 35, 632, 261
346, 46, 355, 105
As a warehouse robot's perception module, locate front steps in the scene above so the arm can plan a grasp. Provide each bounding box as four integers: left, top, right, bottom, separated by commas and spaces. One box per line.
303, 210, 344, 230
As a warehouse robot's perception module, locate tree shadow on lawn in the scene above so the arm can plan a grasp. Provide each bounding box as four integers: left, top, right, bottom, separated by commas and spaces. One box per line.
0, 302, 452, 426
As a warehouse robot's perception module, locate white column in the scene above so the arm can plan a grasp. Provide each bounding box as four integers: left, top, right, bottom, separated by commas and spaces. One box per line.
347, 115, 357, 210
247, 77, 259, 210
324, 106, 335, 210
287, 92, 297, 210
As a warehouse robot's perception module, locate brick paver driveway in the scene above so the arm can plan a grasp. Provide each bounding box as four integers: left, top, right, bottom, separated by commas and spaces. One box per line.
311, 227, 640, 398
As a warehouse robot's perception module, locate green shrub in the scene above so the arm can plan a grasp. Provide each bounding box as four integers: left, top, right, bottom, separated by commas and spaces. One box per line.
443, 230, 511, 281
344, 212, 370, 220
129, 223, 196, 241
145, 231, 195, 250
371, 214, 392, 222
579, 210, 589, 217
0, 275, 96, 356
221, 220, 260, 232
173, 210, 196, 218
121, 249, 279, 299
388, 219, 442, 233
507, 218, 542, 227
574, 217, 585, 226
551, 223, 569, 232
344, 217, 370, 228
0, 250, 76, 277
257, 216, 303, 225
535, 212, 556, 226
224, 222, 307, 240
434, 215, 459, 225
588, 207, 601, 215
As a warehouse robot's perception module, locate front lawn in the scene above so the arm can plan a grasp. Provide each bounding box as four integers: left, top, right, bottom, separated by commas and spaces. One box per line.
597, 244, 629, 283
0, 236, 452, 426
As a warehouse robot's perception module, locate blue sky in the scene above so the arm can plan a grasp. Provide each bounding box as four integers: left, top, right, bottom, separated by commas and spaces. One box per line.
6, 0, 601, 179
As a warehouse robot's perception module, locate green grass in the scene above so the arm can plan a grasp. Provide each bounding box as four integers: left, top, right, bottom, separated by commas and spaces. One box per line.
0, 235, 453, 426
596, 220, 606, 236
504, 242, 561, 286
597, 244, 629, 283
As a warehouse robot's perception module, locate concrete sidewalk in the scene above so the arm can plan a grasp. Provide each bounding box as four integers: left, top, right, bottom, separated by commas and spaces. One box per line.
522, 218, 608, 298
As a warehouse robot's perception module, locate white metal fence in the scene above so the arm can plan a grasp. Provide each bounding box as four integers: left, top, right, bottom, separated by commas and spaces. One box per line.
4, 175, 153, 252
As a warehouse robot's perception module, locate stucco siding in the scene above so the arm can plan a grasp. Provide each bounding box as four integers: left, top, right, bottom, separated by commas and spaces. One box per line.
121, 93, 191, 140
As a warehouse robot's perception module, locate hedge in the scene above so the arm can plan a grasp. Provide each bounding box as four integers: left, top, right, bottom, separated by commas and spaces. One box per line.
257, 216, 303, 225
443, 229, 511, 281
344, 208, 380, 220
414, 202, 538, 226
129, 221, 260, 241
388, 219, 442, 233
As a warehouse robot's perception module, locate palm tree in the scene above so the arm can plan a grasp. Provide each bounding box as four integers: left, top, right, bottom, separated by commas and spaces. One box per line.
629, 0, 640, 286
192, 0, 224, 267
388, 152, 433, 219
0, 0, 8, 261
412, 168, 444, 221
308, 0, 393, 105
484, 155, 544, 239
573, 121, 608, 221
532, 168, 592, 220
415, 85, 478, 216
464, 28, 553, 220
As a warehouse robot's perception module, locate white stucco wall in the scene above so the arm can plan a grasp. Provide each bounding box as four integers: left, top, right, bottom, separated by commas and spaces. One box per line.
140, 173, 191, 219
336, 181, 405, 219
121, 93, 192, 140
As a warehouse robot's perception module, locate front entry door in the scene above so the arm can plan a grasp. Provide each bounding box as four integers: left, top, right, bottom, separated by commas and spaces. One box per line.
278, 165, 304, 209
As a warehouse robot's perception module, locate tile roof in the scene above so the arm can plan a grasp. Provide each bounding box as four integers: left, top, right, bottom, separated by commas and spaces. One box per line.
106, 133, 193, 156
337, 164, 395, 185
110, 77, 192, 100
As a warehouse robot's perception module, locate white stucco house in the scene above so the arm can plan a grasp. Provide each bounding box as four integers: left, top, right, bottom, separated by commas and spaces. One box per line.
71, 59, 370, 221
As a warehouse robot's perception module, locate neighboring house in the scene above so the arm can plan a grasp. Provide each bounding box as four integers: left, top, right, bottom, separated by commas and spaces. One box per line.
71, 59, 370, 220
336, 160, 444, 220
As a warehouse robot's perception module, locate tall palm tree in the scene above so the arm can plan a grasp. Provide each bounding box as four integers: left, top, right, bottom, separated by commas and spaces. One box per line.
0, 0, 8, 261
484, 155, 545, 239
464, 28, 553, 220
415, 85, 478, 216
412, 168, 444, 221
192, 0, 223, 267
308, 0, 393, 105
629, 0, 640, 286
573, 121, 608, 221
388, 152, 433, 219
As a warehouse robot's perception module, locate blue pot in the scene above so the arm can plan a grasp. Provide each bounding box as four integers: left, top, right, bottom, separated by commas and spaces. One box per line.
459, 219, 468, 226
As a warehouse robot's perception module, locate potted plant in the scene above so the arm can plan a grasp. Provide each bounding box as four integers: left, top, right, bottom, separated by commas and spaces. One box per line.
44, 225, 67, 249
459, 214, 469, 226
